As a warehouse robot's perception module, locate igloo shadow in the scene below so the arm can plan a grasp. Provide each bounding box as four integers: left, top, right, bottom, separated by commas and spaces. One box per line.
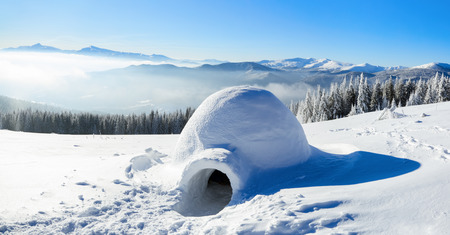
172, 86, 311, 217
240, 147, 421, 200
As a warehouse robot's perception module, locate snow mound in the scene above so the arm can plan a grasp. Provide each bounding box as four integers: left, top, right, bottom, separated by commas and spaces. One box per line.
125, 148, 166, 178
173, 86, 310, 216
377, 107, 407, 120
174, 86, 310, 168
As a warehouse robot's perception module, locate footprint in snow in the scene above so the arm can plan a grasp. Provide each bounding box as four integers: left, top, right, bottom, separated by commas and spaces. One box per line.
296, 200, 343, 213
75, 182, 90, 186
113, 179, 131, 186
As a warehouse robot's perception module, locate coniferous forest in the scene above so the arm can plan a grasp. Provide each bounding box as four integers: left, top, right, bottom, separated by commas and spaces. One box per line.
290, 72, 450, 123
0, 108, 195, 135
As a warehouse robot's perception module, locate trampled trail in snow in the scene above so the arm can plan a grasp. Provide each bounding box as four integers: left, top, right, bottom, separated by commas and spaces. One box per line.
1, 102, 450, 234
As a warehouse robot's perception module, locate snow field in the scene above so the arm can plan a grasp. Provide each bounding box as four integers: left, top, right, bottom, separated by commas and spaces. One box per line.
0, 101, 450, 234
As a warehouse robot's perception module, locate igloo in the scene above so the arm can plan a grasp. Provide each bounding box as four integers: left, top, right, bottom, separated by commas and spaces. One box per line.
173, 86, 310, 216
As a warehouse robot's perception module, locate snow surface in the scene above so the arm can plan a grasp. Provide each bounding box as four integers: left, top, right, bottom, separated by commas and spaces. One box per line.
1, 102, 450, 234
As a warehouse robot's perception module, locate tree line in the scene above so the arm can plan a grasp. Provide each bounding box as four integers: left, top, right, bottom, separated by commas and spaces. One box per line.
0, 108, 195, 134
291, 72, 450, 123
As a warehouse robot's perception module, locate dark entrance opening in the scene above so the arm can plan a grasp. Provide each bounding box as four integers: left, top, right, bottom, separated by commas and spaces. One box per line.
174, 169, 233, 217
208, 170, 231, 186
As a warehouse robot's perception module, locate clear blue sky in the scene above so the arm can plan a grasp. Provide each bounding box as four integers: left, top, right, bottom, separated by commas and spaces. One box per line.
1, 0, 449, 67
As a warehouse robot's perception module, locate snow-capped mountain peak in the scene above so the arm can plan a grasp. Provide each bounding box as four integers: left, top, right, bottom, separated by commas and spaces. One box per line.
258, 58, 415, 74
342, 63, 385, 73
412, 62, 441, 69
258, 57, 317, 70
259, 58, 386, 72
412, 62, 450, 70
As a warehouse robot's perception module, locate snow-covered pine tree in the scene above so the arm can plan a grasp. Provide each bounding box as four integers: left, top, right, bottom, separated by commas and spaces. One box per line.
383, 76, 394, 107
444, 74, 450, 101
289, 100, 299, 117
404, 79, 415, 104
298, 90, 313, 123
437, 72, 448, 102
346, 77, 357, 113
318, 92, 329, 122
407, 90, 421, 106
356, 74, 369, 113
328, 83, 344, 119
310, 86, 323, 123
394, 78, 405, 106
339, 77, 348, 116
424, 74, 439, 104
370, 79, 383, 111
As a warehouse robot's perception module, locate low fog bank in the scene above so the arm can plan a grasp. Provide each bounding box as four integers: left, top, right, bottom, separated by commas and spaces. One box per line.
0, 52, 313, 113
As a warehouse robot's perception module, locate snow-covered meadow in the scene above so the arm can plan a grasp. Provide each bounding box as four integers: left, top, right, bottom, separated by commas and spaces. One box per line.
1, 101, 450, 234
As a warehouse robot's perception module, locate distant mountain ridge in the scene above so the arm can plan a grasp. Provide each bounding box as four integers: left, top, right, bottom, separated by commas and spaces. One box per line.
258, 57, 408, 73
199, 62, 278, 72
0, 95, 64, 113
2, 43, 171, 62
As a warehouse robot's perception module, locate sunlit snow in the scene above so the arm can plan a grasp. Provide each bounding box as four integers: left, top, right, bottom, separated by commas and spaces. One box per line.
1, 99, 450, 234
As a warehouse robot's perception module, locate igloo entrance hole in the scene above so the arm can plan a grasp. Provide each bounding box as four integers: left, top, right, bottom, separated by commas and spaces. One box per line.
175, 168, 233, 217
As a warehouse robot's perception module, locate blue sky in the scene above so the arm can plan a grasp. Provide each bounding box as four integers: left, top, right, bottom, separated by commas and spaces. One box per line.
1, 0, 449, 67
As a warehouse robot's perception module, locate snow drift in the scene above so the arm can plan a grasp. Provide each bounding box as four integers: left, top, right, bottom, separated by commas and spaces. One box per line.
173, 86, 311, 216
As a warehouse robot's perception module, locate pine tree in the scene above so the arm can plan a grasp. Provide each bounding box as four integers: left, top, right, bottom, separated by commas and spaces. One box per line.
370, 79, 382, 111
356, 74, 369, 113
424, 78, 437, 104
298, 90, 313, 123
339, 77, 348, 117
318, 91, 329, 121
394, 78, 405, 106
345, 77, 357, 113
383, 76, 394, 107
437, 73, 447, 102
404, 79, 415, 104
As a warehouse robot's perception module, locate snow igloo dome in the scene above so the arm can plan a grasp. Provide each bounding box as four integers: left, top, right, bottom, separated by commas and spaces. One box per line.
173, 86, 311, 216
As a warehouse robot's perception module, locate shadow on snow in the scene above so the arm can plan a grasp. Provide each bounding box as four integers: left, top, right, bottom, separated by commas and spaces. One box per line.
238, 147, 421, 202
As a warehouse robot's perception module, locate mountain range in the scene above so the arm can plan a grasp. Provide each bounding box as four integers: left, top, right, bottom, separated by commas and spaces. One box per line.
258, 58, 407, 73
3, 43, 449, 76
2, 43, 171, 62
